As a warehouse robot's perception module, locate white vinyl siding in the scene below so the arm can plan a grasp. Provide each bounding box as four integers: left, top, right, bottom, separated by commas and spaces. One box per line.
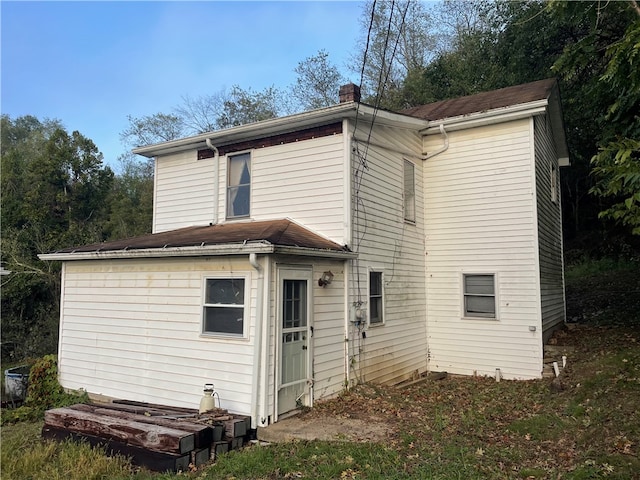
153, 134, 346, 245
153, 150, 216, 233
58, 258, 256, 416
349, 122, 428, 385
534, 115, 566, 340
424, 119, 542, 380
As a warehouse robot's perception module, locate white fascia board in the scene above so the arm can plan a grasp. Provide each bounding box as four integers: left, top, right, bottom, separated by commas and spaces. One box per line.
420, 100, 549, 135
272, 246, 357, 259
132, 103, 427, 158
38, 243, 357, 262
38, 243, 276, 261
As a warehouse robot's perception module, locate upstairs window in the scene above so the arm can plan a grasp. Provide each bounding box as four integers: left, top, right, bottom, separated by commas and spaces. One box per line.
463, 274, 496, 319
369, 271, 384, 325
203, 278, 247, 337
404, 159, 416, 223
227, 152, 251, 218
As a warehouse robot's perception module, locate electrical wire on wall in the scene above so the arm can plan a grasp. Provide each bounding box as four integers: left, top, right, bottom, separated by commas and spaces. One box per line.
348, 0, 411, 384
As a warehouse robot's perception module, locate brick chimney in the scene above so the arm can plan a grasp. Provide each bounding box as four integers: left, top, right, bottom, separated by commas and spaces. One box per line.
339, 83, 361, 103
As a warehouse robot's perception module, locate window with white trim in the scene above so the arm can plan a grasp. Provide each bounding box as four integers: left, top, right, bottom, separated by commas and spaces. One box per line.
369, 271, 384, 325
463, 274, 496, 319
203, 278, 246, 336
227, 152, 251, 218
404, 159, 416, 223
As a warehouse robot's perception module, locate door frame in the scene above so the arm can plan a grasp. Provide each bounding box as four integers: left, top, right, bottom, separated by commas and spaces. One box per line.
275, 264, 314, 420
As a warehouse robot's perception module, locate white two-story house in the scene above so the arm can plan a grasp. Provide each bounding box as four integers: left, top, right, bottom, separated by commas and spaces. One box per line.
41, 78, 569, 427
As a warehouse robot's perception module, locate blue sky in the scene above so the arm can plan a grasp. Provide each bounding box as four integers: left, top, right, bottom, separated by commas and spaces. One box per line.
2, 1, 364, 170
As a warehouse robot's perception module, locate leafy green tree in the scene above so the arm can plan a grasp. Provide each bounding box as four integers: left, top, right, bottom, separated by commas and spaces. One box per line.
587, 10, 640, 234
1, 116, 113, 358
291, 50, 347, 110
352, 0, 437, 108
216, 85, 282, 129
104, 154, 154, 239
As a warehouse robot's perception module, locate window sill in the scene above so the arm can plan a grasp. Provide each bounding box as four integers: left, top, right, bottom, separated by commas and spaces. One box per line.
461, 316, 498, 321
199, 333, 249, 341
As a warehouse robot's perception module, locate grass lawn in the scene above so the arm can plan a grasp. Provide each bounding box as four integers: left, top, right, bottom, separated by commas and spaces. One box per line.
1, 261, 639, 479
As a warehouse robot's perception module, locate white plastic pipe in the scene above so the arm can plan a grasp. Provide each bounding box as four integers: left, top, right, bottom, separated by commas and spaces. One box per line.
205, 138, 220, 225
249, 253, 263, 428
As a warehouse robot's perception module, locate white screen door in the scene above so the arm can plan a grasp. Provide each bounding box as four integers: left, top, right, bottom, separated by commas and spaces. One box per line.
278, 270, 311, 415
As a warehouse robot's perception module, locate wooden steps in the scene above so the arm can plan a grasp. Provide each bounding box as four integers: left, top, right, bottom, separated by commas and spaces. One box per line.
41, 401, 254, 472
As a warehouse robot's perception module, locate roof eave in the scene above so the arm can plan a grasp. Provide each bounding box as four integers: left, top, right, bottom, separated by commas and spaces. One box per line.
420, 99, 549, 134
38, 243, 356, 261
132, 103, 428, 158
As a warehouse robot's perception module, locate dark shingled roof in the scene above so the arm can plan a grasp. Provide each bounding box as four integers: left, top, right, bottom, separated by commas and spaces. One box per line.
402, 78, 557, 121
55, 219, 347, 254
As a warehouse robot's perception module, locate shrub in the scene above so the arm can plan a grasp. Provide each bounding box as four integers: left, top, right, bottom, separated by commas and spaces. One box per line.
1, 355, 88, 425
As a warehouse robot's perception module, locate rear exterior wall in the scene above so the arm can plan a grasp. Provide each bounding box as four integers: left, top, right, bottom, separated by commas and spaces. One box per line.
423, 118, 543, 380
348, 121, 428, 385
58, 257, 259, 415
153, 134, 347, 245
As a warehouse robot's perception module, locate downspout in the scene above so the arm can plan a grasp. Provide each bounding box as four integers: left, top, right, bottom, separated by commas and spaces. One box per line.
249, 253, 263, 428
423, 124, 449, 160
205, 138, 220, 224
260, 255, 271, 426
421, 124, 448, 377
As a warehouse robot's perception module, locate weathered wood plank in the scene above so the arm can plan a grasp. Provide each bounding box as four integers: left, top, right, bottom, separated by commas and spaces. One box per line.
69, 404, 213, 449
112, 399, 200, 415
86, 402, 184, 417
191, 447, 211, 467
212, 424, 224, 442
223, 418, 247, 438
212, 441, 229, 460
42, 425, 191, 473
45, 407, 195, 454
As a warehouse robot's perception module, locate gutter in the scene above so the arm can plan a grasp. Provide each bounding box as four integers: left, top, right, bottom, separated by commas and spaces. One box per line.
132, 103, 427, 158
38, 243, 357, 262
420, 100, 548, 135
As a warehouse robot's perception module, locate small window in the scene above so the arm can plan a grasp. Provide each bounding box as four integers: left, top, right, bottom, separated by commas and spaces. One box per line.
203, 278, 246, 336
463, 274, 496, 319
369, 271, 384, 325
404, 159, 416, 223
227, 152, 251, 218
550, 163, 558, 203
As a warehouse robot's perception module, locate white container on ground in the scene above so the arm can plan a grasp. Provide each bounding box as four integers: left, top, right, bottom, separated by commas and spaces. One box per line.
4, 365, 30, 399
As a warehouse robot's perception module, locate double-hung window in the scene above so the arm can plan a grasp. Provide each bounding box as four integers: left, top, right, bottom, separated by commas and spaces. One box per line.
227, 152, 251, 218
463, 274, 496, 319
404, 159, 416, 223
369, 271, 384, 325
203, 278, 246, 337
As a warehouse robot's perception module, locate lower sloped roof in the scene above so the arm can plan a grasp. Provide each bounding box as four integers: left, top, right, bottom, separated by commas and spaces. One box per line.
402, 78, 557, 121
47, 219, 350, 257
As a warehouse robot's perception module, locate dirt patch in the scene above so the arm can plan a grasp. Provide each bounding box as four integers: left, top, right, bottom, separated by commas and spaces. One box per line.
258, 413, 395, 443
